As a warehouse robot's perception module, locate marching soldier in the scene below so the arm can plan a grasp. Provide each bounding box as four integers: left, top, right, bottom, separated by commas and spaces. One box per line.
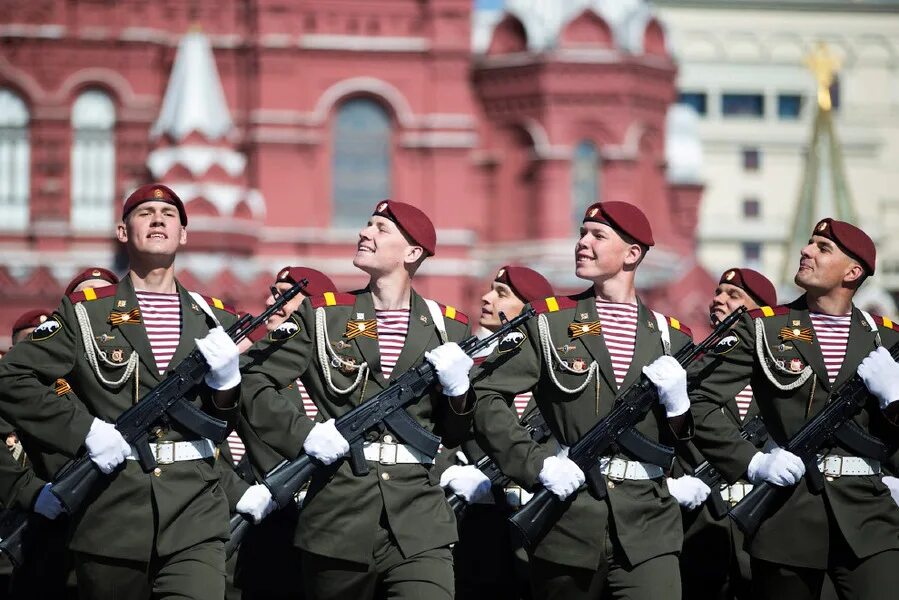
441, 264, 554, 600
240, 200, 475, 599
472, 201, 694, 599
678, 267, 778, 600
229, 265, 336, 600
689, 218, 899, 600
0, 184, 249, 599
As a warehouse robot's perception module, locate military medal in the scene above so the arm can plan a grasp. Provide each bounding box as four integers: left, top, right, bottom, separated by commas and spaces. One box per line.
568, 321, 601, 338
779, 326, 813, 343
109, 308, 141, 325
110, 348, 126, 364
345, 319, 377, 340
789, 358, 804, 373
568, 358, 588, 373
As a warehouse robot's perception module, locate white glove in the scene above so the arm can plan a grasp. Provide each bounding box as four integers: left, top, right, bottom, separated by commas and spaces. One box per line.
538, 456, 585, 501
302, 420, 349, 465
34, 483, 64, 519
857, 347, 899, 410
643, 355, 690, 417
236, 484, 277, 524
747, 448, 805, 487
882, 475, 899, 507
666, 476, 711, 510
195, 327, 241, 390
425, 342, 474, 397
85, 418, 131, 475
440, 465, 492, 503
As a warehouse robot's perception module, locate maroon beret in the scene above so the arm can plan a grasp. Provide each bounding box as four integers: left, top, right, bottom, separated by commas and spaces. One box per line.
12, 309, 53, 338
813, 218, 876, 275
64, 267, 119, 296
122, 183, 187, 226
373, 200, 437, 256
494, 265, 554, 304
275, 266, 336, 297
583, 201, 655, 247
719, 268, 777, 307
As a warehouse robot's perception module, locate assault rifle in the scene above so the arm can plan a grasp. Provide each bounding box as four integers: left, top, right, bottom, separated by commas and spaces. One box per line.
446, 409, 553, 519
508, 306, 747, 550
0, 280, 307, 565
692, 415, 768, 520
729, 341, 899, 537
225, 307, 538, 558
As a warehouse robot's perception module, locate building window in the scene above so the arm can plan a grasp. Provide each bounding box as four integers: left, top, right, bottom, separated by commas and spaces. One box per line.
0, 88, 30, 231
332, 98, 392, 227
743, 197, 761, 218
71, 90, 116, 231
571, 140, 599, 227
777, 94, 803, 120
743, 241, 761, 265
742, 147, 761, 172
722, 93, 764, 118
677, 91, 707, 116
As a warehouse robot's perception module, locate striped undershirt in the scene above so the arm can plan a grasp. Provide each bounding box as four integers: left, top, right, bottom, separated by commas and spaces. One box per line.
226, 378, 318, 465
377, 309, 410, 379
514, 392, 532, 418
735, 384, 753, 421
595, 300, 639, 387
135, 290, 181, 375
809, 312, 852, 384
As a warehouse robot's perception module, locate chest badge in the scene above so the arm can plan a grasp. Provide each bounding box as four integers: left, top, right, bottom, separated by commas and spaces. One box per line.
108, 308, 141, 326
569, 321, 601, 339
779, 326, 813, 343
345, 319, 377, 340
565, 358, 589, 373
789, 358, 804, 373
109, 348, 126, 364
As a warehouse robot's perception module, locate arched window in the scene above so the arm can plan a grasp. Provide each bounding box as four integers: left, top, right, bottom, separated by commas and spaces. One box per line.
0, 88, 30, 230
332, 98, 392, 227
571, 140, 599, 227
71, 90, 116, 230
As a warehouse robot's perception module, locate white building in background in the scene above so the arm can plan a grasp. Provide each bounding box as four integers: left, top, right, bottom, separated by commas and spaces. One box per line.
655, 0, 899, 303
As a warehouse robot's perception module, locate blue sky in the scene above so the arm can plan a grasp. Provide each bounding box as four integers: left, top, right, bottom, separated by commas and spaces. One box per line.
475, 0, 504, 9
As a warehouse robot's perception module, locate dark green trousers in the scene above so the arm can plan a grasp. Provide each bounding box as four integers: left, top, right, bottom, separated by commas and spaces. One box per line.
74, 540, 225, 600
680, 502, 751, 600
301, 511, 453, 600
530, 526, 680, 600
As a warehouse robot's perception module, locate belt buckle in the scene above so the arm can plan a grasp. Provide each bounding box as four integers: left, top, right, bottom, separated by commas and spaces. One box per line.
823, 455, 843, 478
606, 457, 628, 482
379, 442, 398, 465
155, 440, 175, 465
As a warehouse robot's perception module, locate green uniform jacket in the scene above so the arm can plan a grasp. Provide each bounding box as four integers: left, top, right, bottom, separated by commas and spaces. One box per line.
0, 443, 44, 511
0, 276, 239, 561
240, 289, 473, 564
687, 296, 899, 568
472, 290, 693, 570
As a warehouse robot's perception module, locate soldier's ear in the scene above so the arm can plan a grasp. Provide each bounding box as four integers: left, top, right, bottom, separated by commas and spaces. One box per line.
843, 261, 865, 287
179, 226, 188, 246
116, 222, 128, 243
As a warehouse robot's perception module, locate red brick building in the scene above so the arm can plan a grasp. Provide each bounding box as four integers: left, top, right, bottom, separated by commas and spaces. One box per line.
0, 0, 713, 346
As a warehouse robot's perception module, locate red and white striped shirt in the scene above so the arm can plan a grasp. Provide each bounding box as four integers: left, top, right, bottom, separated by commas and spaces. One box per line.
514, 392, 532, 418
298, 379, 318, 419
595, 301, 638, 387
376, 309, 410, 380
226, 431, 245, 465
135, 290, 181, 375
735, 384, 753, 421
810, 312, 852, 384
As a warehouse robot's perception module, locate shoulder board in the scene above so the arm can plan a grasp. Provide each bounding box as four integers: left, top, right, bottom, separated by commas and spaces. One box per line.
437, 302, 469, 326
532, 296, 578, 315
665, 316, 692, 339
67, 285, 117, 304
872, 314, 899, 332
748, 305, 789, 319
197, 294, 237, 315
310, 291, 355, 309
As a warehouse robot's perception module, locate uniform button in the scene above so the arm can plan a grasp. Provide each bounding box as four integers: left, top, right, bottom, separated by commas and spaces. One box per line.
383, 435, 393, 444
381, 472, 390, 481
607, 480, 615, 489
153, 468, 162, 477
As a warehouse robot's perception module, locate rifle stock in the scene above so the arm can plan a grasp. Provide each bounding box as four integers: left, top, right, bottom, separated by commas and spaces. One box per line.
508, 307, 747, 550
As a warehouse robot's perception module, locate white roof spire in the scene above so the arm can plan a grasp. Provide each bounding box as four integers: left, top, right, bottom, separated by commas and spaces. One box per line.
150, 29, 234, 141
